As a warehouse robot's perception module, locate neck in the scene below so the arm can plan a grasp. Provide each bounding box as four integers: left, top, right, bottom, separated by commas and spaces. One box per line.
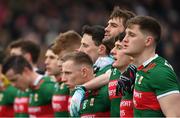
86, 74, 94, 82
133, 49, 156, 67
119, 65, 128, 74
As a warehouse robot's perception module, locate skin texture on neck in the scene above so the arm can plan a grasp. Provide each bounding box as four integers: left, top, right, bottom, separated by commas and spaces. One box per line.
133, 48, 156, 67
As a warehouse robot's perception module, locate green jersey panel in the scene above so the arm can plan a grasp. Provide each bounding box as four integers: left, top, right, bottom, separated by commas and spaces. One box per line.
80, 65, 111, 117
0, 85, 18, 117
29, 76, 55, 117
52, 82, 70, 117
14, 89, 30, 117
108, 68, 121, 117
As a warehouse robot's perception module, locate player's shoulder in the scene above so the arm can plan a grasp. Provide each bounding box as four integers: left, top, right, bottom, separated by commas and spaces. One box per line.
145, 56, 177, 83
149, 56, 175, 75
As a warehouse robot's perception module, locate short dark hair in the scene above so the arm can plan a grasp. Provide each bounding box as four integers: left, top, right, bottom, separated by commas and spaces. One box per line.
2, 55, 32, 74
102, 38, 115, 55
51, 30, 81, 55
109, 6, 136, 27
82, 25, 105, 46
62, 51, 93, 67
126, 16, 161, 44
8, 40, 41, 64
115, 32, 126, 42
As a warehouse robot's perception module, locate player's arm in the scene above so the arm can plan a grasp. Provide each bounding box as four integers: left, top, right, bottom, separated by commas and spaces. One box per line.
69, 69, 111, 116
158, 93, 180, 116
83, 69, 111, 90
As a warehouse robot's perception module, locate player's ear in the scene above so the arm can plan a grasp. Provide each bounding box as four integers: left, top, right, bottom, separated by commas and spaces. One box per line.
98, 44, 106, 55
145, 36, 154, 46
81, 66, 88, 78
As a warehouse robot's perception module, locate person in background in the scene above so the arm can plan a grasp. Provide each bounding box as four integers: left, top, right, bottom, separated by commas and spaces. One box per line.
7, 40, 43, 117
0, 49, 18, 117
45, 44, 61, 81
51, 30, 81, 117
2, 55, 55, 117
8, 40, 43, 74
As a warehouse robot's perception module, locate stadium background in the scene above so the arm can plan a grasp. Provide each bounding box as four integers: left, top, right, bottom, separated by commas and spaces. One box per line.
0, 0, 179, 79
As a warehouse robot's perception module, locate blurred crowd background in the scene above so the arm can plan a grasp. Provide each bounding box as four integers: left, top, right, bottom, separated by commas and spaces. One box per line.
0, 0, 180, 79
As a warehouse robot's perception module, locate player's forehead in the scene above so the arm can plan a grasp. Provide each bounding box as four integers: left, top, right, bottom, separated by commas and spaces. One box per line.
108, 17, 123, 25
81, 34, 96, 46
45, 49, 57, 57
126, 24, 140, 32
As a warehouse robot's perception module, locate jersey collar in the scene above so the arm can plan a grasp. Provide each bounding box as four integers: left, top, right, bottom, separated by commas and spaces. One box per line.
138, 54, 158, 70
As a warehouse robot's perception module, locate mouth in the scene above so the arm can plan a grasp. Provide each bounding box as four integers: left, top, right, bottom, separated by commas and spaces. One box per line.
104, 33, 109, 38
112, 56, 117, 62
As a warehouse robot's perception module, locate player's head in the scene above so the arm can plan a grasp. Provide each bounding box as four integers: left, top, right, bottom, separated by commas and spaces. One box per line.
104, 6, 136, 39
45, 44, 60, 77
123, 16, 161, 57
61, 51, 93, 89
8, 40, 40, 65
51, 30, 81, 56
79, 25, 106, 63
111, 33, 133, 71
51, 30, 81, 71
0, 49, 11, 89
2, 55, 33, 91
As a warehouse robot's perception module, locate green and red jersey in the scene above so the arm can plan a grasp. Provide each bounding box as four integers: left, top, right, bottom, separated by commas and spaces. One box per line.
14, 89, 30, 117
120, 91, 133, 117
79, 65, 111, 117
134, 55, 180, 117
108, 67, 134, 117
108, 67, 121, 117
52, 82, 70, 117
28, 75, 55, 117
0, 85, 18, 117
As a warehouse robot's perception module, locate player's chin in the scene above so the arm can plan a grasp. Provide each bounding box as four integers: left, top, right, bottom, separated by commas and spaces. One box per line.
46, 71, 52, 76
122, 49, 130, 55
112, 62, 118, 68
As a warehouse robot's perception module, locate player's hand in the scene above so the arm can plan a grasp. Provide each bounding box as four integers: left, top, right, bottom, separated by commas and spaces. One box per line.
70, 86, 86, 116
116, 64, 137, 96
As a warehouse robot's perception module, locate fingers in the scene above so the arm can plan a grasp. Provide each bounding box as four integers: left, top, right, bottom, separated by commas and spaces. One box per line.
70, 100, 79, 116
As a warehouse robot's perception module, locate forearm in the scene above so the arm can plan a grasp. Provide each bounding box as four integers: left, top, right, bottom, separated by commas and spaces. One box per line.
83, 71, 111, 90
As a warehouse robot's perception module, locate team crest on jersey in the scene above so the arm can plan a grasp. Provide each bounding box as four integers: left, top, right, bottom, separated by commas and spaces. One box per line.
34, 93, 39, 102
138, 76, 144, 85
136, 73, 144, 85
